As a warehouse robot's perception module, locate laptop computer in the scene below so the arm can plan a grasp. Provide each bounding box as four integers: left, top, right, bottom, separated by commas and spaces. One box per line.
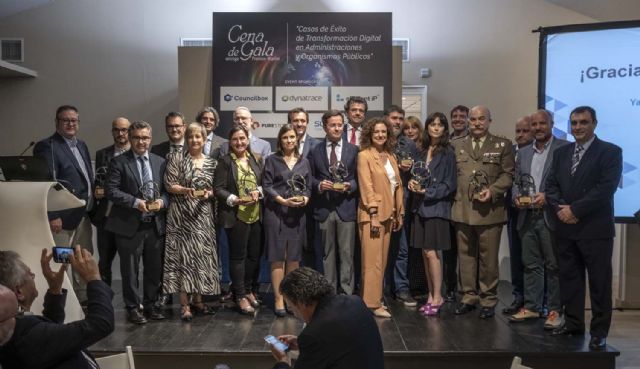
0, 156, 52, 181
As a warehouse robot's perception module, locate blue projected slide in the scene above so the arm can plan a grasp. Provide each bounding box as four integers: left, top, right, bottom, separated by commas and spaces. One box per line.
542, 24, 640, 219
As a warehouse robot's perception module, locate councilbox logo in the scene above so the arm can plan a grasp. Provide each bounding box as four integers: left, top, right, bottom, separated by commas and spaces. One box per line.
223, 93, 269, 102
281, 95, 323, 102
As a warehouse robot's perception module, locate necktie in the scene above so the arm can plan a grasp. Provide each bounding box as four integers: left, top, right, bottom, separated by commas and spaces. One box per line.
473, 138, 481, 156
170, 144, 182, 153
138, 156, 153, 198
330, 142, 337, 166
571, 144, 584, 175
350, 127, 357, 145
69, 140, 91, 198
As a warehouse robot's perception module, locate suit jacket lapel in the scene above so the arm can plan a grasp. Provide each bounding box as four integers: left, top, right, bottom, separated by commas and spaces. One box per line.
55, 133, 86, 179
149, 154, 162, 184
572, 137, 598, 182
541, 139, 560, 182
125, 152, 143, 189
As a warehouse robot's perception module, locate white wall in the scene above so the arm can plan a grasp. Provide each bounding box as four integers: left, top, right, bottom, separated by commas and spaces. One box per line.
0, 0, 595, 155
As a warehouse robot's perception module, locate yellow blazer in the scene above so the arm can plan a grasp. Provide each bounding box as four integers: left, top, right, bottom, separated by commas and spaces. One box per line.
357, 147, 404, 224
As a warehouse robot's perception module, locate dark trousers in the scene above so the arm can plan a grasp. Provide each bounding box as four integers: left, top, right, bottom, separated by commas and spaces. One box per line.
385, 221, 410, 296
507, 205, 524, 302
302, 208, 317, 270
557, 237, 613, 337
442, 223, 458, 295
115, 223, 164, 310
227, 221, 262, 299
96, 226, 118, 286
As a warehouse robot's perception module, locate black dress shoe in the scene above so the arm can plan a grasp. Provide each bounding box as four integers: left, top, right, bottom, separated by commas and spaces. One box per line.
145, 306, 166, 320
589, 336, 607, 350
551, 326, 585, 336
502, 299, 524, 315
128, 308, 148, 325
444, 291, 456, 303
454, 303, 476, 315
479, 306, 495, 319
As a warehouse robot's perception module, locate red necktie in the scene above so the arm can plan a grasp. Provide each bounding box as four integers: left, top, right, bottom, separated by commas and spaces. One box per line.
350, 127, 357, 145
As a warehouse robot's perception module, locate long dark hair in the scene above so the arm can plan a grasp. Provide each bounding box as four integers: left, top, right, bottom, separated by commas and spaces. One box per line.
360, 117, 396, 153
276, 124, 300, 157
421, 112, 450, 155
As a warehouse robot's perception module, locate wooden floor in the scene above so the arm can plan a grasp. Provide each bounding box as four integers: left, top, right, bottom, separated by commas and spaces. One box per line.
90, 281, 628, 369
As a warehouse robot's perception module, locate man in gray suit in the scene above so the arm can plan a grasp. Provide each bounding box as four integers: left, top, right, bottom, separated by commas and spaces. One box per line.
218, 106, 272, 159
196, 106, 228, 158
509, 109, 568, 330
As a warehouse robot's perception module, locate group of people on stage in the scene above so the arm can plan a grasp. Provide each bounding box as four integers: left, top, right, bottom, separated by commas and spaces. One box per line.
26, 98, 621, 351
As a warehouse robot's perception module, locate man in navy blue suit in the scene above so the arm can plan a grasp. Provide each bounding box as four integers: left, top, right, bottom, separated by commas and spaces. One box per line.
34, 105, 94, 304
546, 106, 622, 350
309, 110, 358, 294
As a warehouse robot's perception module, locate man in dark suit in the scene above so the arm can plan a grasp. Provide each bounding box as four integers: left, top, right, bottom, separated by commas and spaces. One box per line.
503, 115, 533, 315
342, 96, 367, 146
546, 106, 622, 350
268, 267, 384, 369
289, 107, 320, 269
33, 105, 94, 304
0, 247, 114, 369
151, 111, 186, 159
105, 120, 169, 324
308, 110, 358, 294
509, 110, 567, 330
196, 106, 228, 158
384, 105, 418, 307
92, 117, 131, 287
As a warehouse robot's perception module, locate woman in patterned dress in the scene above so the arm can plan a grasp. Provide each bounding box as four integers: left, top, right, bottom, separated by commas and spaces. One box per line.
164, 122, 220, 321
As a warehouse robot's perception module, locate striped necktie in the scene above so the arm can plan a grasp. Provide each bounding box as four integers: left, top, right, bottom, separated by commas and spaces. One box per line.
570, 144, 584, 176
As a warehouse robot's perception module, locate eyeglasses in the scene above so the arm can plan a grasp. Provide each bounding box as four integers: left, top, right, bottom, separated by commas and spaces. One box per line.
112, 128, 128, 133
166, 125, 184, 130
58, 119, 79, 125
131, 136, 151, 142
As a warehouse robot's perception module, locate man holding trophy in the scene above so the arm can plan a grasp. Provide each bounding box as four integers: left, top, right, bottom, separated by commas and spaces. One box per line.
308, 110, 359, 295
105, 121, 169, 324
509, 109, 568, 330
451, 106, 514, 319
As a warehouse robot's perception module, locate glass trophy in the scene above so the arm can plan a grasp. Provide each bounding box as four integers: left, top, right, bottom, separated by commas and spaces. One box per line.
286, 173, 307, 203
468, 170, 490, 201
329, 161, 348, 191
140, 181, 161, 211
395, 147, 414, 167
516, 173, 536, 206
410, 161, 432, 191
94, 166, 108, 198
239, 169, 258, 202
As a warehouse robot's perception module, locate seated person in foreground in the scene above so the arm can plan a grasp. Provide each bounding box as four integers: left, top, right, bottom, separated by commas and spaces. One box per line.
268, 267, 384, 369
0, 246, 114, 369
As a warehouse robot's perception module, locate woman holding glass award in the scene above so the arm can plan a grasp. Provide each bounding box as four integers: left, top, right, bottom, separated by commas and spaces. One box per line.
214, 125, 264, 316
357, 117, 404, 318
407, 112, 457, 316
262, 124, 312, 317
164, 122, 220, 321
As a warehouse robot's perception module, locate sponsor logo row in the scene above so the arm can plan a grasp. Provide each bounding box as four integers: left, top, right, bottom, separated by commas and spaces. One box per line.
220, 86, 384, 112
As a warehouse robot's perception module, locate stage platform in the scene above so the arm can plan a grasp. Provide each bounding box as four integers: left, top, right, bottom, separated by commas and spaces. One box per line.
90, 282, 620, 369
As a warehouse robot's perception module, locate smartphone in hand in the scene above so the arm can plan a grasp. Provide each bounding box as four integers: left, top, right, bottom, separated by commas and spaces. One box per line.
52, 246, 74, 263
264, 335, 289, 352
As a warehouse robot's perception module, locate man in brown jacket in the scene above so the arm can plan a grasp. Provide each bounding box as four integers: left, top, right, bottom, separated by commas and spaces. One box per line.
451, 105, 514, 319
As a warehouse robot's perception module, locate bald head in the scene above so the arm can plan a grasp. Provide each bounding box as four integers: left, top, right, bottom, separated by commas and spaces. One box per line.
468, 105, 492, 138
111, 117, 131, 148
515, 115, 533, 148
0, 284, 18, 346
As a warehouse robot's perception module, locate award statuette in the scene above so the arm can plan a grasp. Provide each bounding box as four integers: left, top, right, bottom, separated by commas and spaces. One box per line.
286, 173, 307, 203
94, 166, 108, 197
395, 147, 414, 167
239, 170, 258, 203
140, 181, 161, 211
516, 173, 536, 206
468, 170, 490, 201
329, 161, 348, 191
410, 161, 432, 191
191, 169, 208, 198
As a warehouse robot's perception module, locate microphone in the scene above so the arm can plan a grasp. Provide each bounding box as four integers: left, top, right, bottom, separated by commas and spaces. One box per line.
50, 138, 57, 181
19, 141, 35, 156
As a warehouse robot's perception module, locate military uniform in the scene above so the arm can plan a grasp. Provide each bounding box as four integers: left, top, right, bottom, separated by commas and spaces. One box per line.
451, 133, 514, 307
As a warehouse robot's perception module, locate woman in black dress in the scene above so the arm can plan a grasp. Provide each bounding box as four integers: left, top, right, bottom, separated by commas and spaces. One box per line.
408, 112, 457, 316
263, 124, 311, 316
214, 126, 264, 316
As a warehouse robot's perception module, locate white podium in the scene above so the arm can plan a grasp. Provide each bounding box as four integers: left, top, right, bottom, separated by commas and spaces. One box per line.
0, 181, 85, 321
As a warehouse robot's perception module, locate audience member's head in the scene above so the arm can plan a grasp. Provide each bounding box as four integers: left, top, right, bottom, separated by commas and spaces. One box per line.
449, 105, 469, 136
514, 115, 533, 148
196, 107, 220, 135
288, 107, 310, 139
322, 109, 344, 143
402, 116, 423, 147
164, 111, 186, 144
279, 267, 335, 323
233, 106, 253, 133
111, 117, 131, 147
0, 251, 37, 311
383, 105, 405, 136
468, 105, 492, 139
0, 284, 18, 346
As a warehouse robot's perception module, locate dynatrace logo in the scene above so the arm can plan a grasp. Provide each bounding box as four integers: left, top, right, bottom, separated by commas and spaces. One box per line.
281, 95, 322, 102
224, 94, 233, 102
580, 64, 640, 83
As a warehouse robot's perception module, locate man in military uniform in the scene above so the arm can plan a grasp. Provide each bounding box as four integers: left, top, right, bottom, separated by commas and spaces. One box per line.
451, 105, 514, 319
